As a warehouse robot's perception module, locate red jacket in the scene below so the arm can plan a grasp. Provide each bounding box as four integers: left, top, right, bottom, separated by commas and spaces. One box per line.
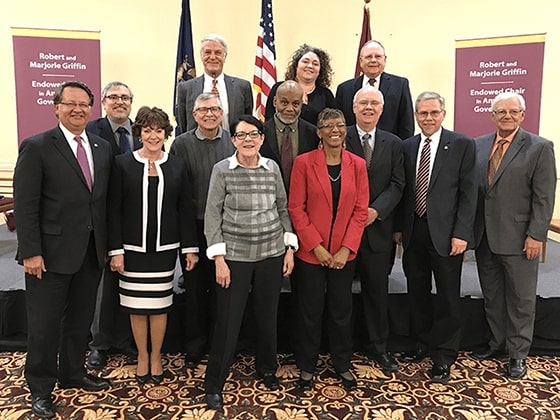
288, 148, 369, 265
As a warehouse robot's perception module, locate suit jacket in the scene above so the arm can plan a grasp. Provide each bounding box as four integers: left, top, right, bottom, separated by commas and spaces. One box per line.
14, 126, 113, 273
177, 73, 253, 132
87, 117, 141, 155
288, 148, 369, 265
345, 126, 405, 252
473, 128, 556, 254
335, 73, 414, 140
261, 118, 320, 182
397, 128, 477, 256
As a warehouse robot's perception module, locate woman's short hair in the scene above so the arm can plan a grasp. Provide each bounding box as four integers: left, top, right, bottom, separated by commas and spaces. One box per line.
132, 106, 173, 138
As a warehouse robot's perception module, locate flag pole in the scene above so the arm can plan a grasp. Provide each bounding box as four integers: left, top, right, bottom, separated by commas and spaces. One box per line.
354, 0, 373, 78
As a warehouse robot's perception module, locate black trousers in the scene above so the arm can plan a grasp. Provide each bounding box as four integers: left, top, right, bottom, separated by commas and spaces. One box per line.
295, 259, 356, 374
402, 217, 463, 365
204, 256, 283, 394
25, 234, 102, 397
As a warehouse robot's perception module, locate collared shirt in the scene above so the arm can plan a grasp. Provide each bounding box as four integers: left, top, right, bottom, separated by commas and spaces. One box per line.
59, 123, 94, 182
356, 125, 376, 152
107, 118, 133, 151
273, 114, 299, 159
416, 127, 442, 180
204, 72, 229, 130
195, 126, 223, 141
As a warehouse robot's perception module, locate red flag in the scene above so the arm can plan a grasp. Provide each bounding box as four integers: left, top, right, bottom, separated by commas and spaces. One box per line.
354, 4, 372, 78
253, 0, 277, 122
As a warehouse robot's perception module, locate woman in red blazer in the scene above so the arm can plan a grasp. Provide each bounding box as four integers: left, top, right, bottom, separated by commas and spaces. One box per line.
288, 108, 369, 390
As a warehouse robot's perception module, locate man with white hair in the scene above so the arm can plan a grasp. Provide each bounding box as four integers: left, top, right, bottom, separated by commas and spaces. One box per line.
471, 92, 556, 379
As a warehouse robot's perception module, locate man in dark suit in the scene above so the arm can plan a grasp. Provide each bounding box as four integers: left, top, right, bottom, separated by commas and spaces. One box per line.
471, 92, 556, 379
86, 81, 141, 370
335, 40, 414, 140
394, 91, 477, 383
177, 33, 253, 133
261, 80, 320, 191
345, 86, 404, 373
14, 81, 113, 418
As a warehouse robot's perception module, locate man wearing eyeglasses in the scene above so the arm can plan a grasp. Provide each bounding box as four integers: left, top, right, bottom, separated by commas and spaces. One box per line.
394, 91, 477, 383
471, 92, 556, 379
335, 40, 414, 140
177, 33, 253, 133
14, 81, 113, 418
85, 81, 141, 370
169, 92, 235, 370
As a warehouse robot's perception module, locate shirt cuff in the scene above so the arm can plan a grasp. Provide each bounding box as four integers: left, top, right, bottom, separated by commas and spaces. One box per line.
284, 232, 299, 251
181, 247, 199, 254
108, 249, 125, 257
206, 242, 226, 260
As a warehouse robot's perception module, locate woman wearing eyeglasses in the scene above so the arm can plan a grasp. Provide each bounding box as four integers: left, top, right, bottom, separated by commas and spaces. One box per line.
288, 108, 369, 391
203, 115, 298, 409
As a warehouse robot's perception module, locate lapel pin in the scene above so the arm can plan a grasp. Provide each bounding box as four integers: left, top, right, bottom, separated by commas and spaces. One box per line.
443, 145, 449, 151
93, 143, 98, 148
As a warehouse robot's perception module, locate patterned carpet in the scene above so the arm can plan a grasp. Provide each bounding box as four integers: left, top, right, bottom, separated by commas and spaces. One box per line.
2, 351, 560, 419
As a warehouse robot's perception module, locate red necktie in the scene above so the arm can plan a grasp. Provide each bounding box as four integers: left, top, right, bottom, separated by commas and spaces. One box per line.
211, 79, 219, 97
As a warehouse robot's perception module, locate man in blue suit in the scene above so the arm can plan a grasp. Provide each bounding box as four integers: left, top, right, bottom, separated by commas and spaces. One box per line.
14, 81, 113, 418
86, 81, 141, 369
336, 40, 414, 140
177, 33, 253, 133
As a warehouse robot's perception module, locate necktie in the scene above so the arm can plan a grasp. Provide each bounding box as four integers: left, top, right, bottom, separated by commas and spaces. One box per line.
117, 127, 131, 154
414, 138, 431, 217
74, 135, 92, 191
281, 129, 294, 188
487, 139, 507, 184
368, 78, 376, 87
211, 78, 219, 97
362, 133, 373, 167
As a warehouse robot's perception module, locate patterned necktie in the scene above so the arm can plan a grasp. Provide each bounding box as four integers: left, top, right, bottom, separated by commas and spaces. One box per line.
362, 133, 373, 167
281, 129, 293, 188
414, 138, 431, 217
117, 127, 131, 154
368, 78, 376, 87
487, 139, 507, 184
211, 78, 219, 97
74, 135, 92, 191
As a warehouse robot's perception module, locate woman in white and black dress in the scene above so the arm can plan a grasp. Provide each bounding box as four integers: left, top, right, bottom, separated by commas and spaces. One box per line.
108, 106, 198, 384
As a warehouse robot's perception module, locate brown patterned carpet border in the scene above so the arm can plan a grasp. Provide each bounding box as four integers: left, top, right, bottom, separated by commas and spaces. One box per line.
2, 351, 560, 419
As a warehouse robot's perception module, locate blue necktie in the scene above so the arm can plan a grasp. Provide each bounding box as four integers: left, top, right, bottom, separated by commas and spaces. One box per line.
118, 127, 131, 154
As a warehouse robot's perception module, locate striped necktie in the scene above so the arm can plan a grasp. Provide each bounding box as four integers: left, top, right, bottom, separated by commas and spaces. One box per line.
414, 138, 431, 217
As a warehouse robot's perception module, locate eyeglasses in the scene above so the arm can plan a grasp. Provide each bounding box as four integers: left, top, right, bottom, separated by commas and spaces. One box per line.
356, 100, 382, 107
416, 110, 443, 119
318, 123, 346, 130
195, 106, 222, 114
233, 130, 261, 140
493, 109, 523, 118
105, 95, 132, 103
361, 54, 386, 61
59, 102, 91, 110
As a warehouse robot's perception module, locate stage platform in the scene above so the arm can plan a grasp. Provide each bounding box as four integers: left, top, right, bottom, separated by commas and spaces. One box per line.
2, 222, 560, 354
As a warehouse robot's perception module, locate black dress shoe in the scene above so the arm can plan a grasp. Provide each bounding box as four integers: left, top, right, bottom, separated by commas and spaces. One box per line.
400, 349, 429, 362
184, 354, 202, 369
337, 371, 357, 391
471, 345, 507, 360
297, 375, 314, 390
205, 393, 223, 409
260, 372, 280, 390
59, 373, 111, 391
376, 352, 399, 372
87, 349, 107, 369
136, 373, 151, 385
430, 363, 450, 383
507, 358, 527, 379
31, 395, 55, 419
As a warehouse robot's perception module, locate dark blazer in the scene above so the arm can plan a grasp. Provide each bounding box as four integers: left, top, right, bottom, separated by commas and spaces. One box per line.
261, 118, 320, 179
335, 72, 414, 140
288, 148, 369, 265
397, 128, 477, 256
107, 152, 198, 254
14, 126, 113, 273
87, 117, 141, 155
473, 128, 556, 253
176, 73, 253, 132
345, 125, 405, 252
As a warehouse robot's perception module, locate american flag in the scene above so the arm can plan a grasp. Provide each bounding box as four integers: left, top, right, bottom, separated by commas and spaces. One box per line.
253, 0, 277, 122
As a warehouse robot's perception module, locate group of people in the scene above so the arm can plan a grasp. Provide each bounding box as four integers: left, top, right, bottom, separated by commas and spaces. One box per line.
12, 31, 556, 418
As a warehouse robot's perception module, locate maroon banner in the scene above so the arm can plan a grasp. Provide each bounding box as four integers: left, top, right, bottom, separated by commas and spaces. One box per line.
12, 28, 101, 145
454, 34, 545, 138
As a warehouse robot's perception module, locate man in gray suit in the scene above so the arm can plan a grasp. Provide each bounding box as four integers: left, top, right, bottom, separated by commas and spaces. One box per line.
177, 33, 253, 133
471, 92, 556, 379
